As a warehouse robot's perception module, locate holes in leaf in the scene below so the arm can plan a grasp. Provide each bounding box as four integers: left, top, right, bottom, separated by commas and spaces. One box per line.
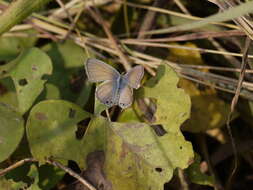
179, 146, 182, 150
68, 108, 76, 118
151, 124, 167, 136
137, 98, 156, 123
18, 78, 28, 86
155, 167, 163, 172
0, 83, 7, 95
64, 160, 81, 182
75, 118, 91, 139
1, 70, 6, 75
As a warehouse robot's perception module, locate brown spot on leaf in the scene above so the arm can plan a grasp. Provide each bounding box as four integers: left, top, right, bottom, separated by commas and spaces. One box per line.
32, 65, 37, 71
35, 112, 48, 120
120, 142, 128, 160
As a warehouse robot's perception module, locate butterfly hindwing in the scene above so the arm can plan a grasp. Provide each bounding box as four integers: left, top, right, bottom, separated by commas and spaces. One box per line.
118, 79, 133, 109
85, 58, 120, 82
96, 80, 119, 107
123, 65, 144, 89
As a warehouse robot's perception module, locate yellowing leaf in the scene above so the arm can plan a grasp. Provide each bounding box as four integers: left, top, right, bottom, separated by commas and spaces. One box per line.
168, 42, 231, 132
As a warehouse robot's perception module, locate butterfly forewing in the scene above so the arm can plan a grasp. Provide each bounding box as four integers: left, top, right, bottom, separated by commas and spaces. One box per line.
85, 58, 120, 82
96, 80, 119, 107
118, 80, 133, 109
123, 65, 144, 89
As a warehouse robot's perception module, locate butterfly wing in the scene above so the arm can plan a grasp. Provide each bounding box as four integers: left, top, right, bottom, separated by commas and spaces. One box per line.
96, 80, 119, 107
123, 65, 144, 89
85, 58, 120, 82
118, 80, 133, 109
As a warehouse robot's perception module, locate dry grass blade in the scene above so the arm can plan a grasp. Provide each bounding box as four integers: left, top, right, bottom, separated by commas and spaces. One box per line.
121, 40, 253, 59
124, 30, 245, 43
116, 0, 239, 31
87, 7, 131, 71
134, 0, 253, 35
208, 0, 253, 40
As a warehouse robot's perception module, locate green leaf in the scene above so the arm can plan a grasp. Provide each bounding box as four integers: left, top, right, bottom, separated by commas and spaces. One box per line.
186, 153, 215, 186
26, 100, 91, 164
106, 122, 193, 189
42, 40, 89, 103
81, 116, 108, 168
141, 64, 191, 133
26, 165, 41, 190
118, 107, 140, 123
0, 30, 38, 62
0, 103, 24, 162
10, 48, 52, 114
43, 40, 87, 69
0, 177, 27, 190
0, 78, 18, 108
38, 164, 65, 190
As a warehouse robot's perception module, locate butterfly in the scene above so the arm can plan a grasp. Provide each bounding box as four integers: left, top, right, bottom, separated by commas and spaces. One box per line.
85, 58, 144, 109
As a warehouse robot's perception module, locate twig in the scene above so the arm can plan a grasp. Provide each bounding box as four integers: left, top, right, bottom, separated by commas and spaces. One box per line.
46, 158, 97, 190
174, 0, 191, 15
225, 37, 251, 190
178, 168, 189, 190
0, 158, 37, 177
87, 7, 131, 71
197, 134, 223, 190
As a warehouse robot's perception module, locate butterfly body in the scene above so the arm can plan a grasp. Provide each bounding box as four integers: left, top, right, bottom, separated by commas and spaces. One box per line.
85, 58, 144, 109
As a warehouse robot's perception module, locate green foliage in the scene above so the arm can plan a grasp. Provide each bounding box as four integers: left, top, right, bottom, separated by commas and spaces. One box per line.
0, 30, 37, 61
42, 40, 89, 103
106, 121, 193, 190
141, 64, 191, 133
26, 100, 91, 164
1, 0, 246, 189
9, 48, 52, 114
0, 103, 24, 162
